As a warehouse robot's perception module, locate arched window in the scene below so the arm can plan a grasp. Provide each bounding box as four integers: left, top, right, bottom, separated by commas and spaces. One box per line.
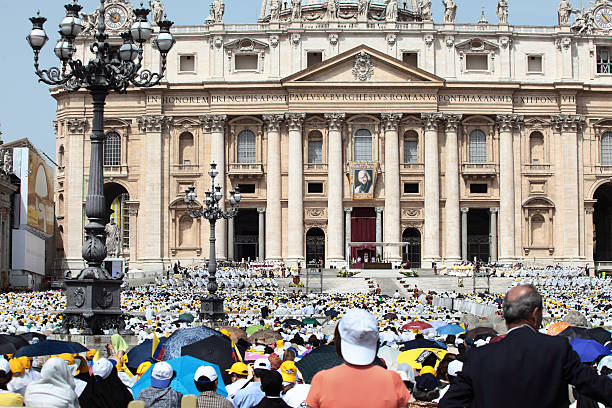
403, 131, 418, 164
531, 214, 546, 245
178, 132, 195, 165
354, 129, 372, 162
602, 132, 612, 166
178, 215, 195, 247
529, 132, 544, 164
308, 130, 323, 164
468, 130, 486, 163
58, 145, 65, 168
237, 130, 256, 163
103, 132, 121, 166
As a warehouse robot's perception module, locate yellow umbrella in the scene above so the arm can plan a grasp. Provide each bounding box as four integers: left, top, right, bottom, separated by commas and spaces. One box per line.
396, 348, 448, 370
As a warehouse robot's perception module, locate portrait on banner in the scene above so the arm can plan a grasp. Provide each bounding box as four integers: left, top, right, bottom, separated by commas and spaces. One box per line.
351, 162, 377, 200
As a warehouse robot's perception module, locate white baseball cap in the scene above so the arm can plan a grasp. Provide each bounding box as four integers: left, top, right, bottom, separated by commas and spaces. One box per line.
194, 365, 218, 382
92, 358, 114, 380
447, 360, 463, 377
338, 309, 379, 366
0, 359, 10, 375
254, 358, 271, 370
151, 362, 174, 388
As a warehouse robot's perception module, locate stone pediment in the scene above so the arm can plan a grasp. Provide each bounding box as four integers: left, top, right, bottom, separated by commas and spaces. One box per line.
282, 45, 444, 87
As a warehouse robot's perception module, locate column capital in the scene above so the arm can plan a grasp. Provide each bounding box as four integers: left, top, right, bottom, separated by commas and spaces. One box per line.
442, 113, 462, 132
324, 113, 346, 131
489, 207, 499, 214
550, 114, 586, 132
496, 114, 523, 132
257, 208, 266, 214
263, 114, 284, 132
344, 207, 353, 213
375, 206, 384, 214
285, 113, 306, 131
200, 114, 227, 133
137, 115, 172, 133
381, 113, 403, 131
461, 207, 470, 213
421, 113, 443, 131
66, 118, 88, 134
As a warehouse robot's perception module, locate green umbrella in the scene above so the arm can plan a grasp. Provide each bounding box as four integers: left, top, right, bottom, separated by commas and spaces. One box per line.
179, 313, 195, 323
302, 318, 318, 326
246, 324, 266, 335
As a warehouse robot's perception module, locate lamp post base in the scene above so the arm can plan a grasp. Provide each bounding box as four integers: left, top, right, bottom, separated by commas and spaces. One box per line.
54, 279, 132, 335
200, 294, 226, 322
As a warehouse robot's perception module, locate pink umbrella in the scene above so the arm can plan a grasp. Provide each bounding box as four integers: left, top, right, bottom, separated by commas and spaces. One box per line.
402, 321, 433, 331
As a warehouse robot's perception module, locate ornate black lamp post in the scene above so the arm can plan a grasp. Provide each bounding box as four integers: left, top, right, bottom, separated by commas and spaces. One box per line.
184, 163, 241, 321
27, 0, 175, 334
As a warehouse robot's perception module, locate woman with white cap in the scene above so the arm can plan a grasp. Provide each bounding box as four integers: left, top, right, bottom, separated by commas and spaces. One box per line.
78, 358, 133, 408
24, 357, 80, 408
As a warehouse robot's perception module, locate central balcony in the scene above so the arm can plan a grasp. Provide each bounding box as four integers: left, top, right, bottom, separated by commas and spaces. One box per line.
228, 163, 264, 179
461, 163, 498, 179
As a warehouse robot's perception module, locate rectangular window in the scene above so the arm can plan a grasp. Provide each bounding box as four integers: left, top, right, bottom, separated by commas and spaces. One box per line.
308, 140, 323, 163
235, 54, 258, 71
307, 51, 323, 67
404, 183, 419, 194
179, 55, 195, 72
354, 133, 372, 162
465, 54, 488, 71
308, 182, 324, 194
404, 140, 418, 163
470, 183, 488, 194
237, 183, 256, 194
402, 52, 418, 67
527, 55, 543, 73
597, 47, 612, 74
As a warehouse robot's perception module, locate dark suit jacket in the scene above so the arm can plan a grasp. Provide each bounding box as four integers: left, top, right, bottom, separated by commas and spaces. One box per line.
439, 326, 612, 408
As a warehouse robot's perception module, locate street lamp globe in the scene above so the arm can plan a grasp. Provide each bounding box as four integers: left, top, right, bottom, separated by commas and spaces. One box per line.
119, 33, 139, 62
131, 7, 153, 43
26, 14, 48, 51
153, 20, 175, 54
234, 187, 242, 203
54, 37, 74, 61
59, 2, 84, 38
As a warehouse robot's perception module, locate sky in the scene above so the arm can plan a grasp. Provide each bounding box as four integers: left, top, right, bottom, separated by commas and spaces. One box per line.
0, 0, 567, 161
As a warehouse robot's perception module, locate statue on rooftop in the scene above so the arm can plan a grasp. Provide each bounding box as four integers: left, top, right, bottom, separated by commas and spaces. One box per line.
497, 0, 508, 24
149, 0, 165, 24
327, 0, 338, 19
270, 0, 281, 21
357, 0, 369, 21
442, 0, 457, 23
419, 0, 433, 21
291, 0, 302, 20
212, 0, 225, 23
558, 0, 573, 25
385, 0, 398, 21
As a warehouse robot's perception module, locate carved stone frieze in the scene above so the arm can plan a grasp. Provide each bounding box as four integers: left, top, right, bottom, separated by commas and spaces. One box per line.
402, 208, 421, 218
352, 52, 375, 81
285, 113, 306, 131
200, 114, 227, 133
137, 115, 172, 133
496, 114, 524, 132
305, 207, 327, 218
324, 113, 346, 131
421, 113, 443, 131
66, 118, 88, 134
551, 114, 586, 132
381, 113, 403, 131
263, 114, 284, 132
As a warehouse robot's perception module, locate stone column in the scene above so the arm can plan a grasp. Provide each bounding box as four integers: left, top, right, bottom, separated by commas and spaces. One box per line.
227, 217, 235, 261
65, 118, 88, 270
461, 208, 469, 261
345, 207, 352, 264
128, 204, 139, 262
263, 114, 284, 261
382, 113, 402, 262
258, 208, 266, 260
490, 208, 498, 262
207, 115, 228, 260
324, 113, 346, 266
443, 114, 462, 262
286, 113, 306, 265
585, 205, 595, 270
375, 207, 384, 259
421, 113, 442, 268
552, 114, 585, 259
137, 115, 171, 272
497, 114, 522, 262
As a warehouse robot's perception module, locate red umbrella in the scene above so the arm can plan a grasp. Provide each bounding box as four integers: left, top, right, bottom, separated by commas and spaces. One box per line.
402, 321, 433, 331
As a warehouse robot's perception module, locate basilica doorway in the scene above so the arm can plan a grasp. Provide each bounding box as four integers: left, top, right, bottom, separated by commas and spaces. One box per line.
402, 228, 421, 268
234, 209, 258, 262
306, 228, 325, 266
103, 182, 130, 255
594, 183, 612, 262
467, 209, 490, 262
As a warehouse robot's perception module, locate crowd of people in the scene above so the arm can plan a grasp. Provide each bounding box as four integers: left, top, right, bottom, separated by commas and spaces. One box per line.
0, 263, 608, 407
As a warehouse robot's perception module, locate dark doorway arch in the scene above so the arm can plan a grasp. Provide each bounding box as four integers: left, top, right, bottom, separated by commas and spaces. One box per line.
402, 228, 421, 268
234, 209, 259, 261
594, 183, 612, 261
306, 228, 325, 267
467, 209, 490, 262
103, 182, 130, 252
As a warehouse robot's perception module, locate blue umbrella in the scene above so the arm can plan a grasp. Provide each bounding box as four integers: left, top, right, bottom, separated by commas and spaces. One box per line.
127, 338, 168, 372
570, 338, 611, 363
400, 338, 447, 351
131, 356, 227, 398
437, 324, 466, 336
163, 326, 223, 361
15, 340, 88, 357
